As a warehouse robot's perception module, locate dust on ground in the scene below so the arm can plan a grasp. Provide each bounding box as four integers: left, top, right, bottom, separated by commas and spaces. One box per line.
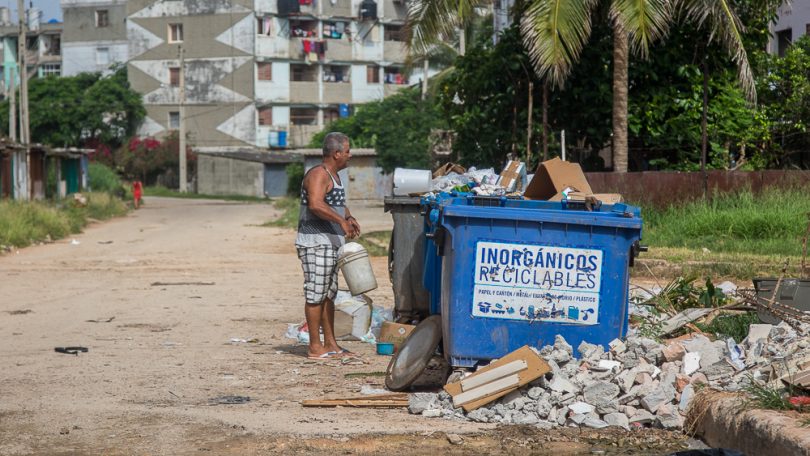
0, 197, 690, 455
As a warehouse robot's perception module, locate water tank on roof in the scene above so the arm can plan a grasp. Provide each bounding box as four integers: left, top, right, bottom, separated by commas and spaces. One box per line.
0, 7, 10, 26
28, 7, 41, 31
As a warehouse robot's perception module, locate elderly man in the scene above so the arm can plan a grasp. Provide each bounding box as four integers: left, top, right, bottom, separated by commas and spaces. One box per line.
296, 132, 361, 359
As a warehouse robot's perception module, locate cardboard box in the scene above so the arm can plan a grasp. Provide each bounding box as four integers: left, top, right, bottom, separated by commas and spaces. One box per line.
552, 191, 624, 204
497, 160, 527, 192
379, 321, 416, 349
523, 157, 592, 200
433, 162, 467, 178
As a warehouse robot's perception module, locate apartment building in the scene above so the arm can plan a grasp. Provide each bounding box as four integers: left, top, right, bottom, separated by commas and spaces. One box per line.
61, 0, 128, 76
769, 1, 810, 57
126, 0, 257, 151
0, 7, 62, 92
253, 0, 410, 147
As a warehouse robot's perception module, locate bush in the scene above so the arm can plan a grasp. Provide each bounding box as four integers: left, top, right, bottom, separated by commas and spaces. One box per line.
286, 163, 304, 196
88, 162, 123, 195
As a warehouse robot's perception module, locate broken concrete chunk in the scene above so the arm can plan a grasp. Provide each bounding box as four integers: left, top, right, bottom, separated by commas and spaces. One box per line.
549, 375, 579, 394
655, 403, 684, 430
628, 409, 655, 425
604, 412, 631, 430
583, 418, 610, 429
536, 399, 552, 418
674, 374, 690, 392
549, 349, 571, 365
596, 360, 622, 372
583, 381, 620, 404
662, 342, 686, 362
408, 393, 439, 415
568, 401, 595, 415
679, 384, 694, 412
527, 386, 543, 400
422, 409, 442, 418
609, 338, 627, 354
682, 352, 701, 375
746, 324, 773, 348
554, 334, 574, 356
595, 399, 620, 415
640, 385, 675, 413
578, 341, 603, 360
513, 411, 540, 425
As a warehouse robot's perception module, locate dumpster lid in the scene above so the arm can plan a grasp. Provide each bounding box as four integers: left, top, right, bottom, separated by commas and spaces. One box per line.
442, 201, 643, 230
385, 315, 442, 391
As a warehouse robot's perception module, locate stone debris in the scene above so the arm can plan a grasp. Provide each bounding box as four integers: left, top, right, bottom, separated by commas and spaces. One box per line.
410, 319, 810, 432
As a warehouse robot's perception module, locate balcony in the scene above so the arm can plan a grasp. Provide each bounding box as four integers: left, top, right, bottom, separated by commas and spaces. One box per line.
322, 0, 354, 18
290, 81, 320, 103
322, 82, 351, 104
289, 37, 305, 60
257, 35, 290, 58
383, 41, 407, 64
325, 39, 352, 61
384, 83, 408, 97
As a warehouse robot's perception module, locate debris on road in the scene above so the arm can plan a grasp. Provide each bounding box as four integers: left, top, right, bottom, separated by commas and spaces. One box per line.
208, 395, 251, 405
54, 346, 88, 356
86, 317, 115, 323
302, 393, 408, 408
5, 309, 32, 315
150, 281, 215, 286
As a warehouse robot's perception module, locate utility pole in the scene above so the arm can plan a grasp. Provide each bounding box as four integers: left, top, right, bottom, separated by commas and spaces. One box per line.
17, 0, 29, 200
8, 67, 15, 141
421, 58, 428, 100
178, 45, 187, 193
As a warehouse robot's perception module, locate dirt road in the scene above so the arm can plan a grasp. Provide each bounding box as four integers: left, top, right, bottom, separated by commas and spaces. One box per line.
0, 197, 688, 455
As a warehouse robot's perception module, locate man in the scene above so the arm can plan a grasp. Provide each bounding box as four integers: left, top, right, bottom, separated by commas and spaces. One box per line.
296, 132, 361, 359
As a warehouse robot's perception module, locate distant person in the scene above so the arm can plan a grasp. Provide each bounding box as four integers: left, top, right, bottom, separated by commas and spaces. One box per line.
296, 132, 360, 360
132, 180, 143, 209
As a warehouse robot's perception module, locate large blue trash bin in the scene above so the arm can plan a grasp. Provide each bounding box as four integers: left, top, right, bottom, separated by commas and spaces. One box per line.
430, 195, 643, 368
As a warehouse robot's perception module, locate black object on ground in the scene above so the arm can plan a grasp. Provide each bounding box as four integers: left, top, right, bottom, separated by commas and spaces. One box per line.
209, 395, 251, 405
54, 346, 89, 355
385, 315, 442, 391
669, 450, 745, 456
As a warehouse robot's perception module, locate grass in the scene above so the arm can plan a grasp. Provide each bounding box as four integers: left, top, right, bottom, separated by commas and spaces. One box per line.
0, 192, 128, 248
744, 380, 794, 411
144, 186, 271, 203
695, 312, 760, 343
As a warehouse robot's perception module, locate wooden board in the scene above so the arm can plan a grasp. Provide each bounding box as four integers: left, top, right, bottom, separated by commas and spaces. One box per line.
443, 345, 551, 412
453, 374, 520, 408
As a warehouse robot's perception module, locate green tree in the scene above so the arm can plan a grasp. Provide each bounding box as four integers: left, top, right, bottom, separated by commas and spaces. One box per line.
0, 66, 145, 149
310, 87, 444, 173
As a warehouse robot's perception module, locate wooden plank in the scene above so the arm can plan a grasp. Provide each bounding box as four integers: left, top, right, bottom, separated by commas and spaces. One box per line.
453, 374, 520, 408
444, 345, 551, 412
461, 360, 527, 392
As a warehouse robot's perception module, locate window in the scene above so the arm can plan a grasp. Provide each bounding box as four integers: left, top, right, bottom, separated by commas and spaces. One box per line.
384, 24, 405, 41
777, 28, 792, 57
323, 65, 350, 82
290, 107, 318, 125
257, 17, 273, 35
41, 64, 60, 77
291, 64, 318, 82
95, 10, 109, 27
290, 19, 318, 38
366, 65, 380, 83
96, 47, 110, 65
323, 21, 348, 39
169, 67, 180, 86
384, 68, 406, 84
258, 107, 273, 126
257, 62, 272, 81
169, 23, 184, 43
806, 23, 810, 37
169, 112, 180, 129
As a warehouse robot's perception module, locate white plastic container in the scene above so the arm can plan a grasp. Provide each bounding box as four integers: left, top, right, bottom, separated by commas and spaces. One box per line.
393, 168, 431, 196
338, 248, 379, 295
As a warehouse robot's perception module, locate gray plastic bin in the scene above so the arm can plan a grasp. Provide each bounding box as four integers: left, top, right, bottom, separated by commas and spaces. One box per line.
384, 196, 430, 320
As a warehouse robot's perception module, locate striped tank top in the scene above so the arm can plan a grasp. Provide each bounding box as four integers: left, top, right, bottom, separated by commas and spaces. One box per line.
295, 165, 347, 248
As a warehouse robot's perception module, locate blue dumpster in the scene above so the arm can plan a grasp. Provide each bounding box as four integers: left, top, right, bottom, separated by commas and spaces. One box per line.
427, 195, 642, 368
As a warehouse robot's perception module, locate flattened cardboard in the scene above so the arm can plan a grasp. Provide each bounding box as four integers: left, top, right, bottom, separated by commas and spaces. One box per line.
550, 192, 624, 204
524, 157, 592, 201
379, 321, 416, 349
497, 161, 526, 192
444, 345, 551, 412
433, 163, 467, 178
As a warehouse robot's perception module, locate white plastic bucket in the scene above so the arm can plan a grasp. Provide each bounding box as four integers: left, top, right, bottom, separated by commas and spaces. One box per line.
393, 168, 431, 196
338, 248, 379, 295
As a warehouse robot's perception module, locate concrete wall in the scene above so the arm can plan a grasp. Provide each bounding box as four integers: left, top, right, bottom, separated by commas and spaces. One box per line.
62, 42, 128, 76
303, 154, 389, 200
769, 1, 810, 54
197, 154, 263, 196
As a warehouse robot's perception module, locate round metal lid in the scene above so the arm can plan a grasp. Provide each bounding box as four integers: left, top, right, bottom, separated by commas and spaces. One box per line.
385, 315, 442, 392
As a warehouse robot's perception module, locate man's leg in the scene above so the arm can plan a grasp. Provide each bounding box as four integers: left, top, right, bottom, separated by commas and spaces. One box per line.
305, 302, 328, 357
320, 298, 340, 353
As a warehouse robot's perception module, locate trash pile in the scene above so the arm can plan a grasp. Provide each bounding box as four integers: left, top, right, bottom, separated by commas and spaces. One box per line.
409, 321, 810, 431
285, 291, 392, 344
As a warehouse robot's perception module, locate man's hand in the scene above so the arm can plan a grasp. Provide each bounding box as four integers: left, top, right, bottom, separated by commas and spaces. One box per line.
347, 216, 361, 237
340, 219, 359, 239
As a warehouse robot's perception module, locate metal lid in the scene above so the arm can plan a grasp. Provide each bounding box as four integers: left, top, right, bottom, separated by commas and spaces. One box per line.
385, 315, 442, 391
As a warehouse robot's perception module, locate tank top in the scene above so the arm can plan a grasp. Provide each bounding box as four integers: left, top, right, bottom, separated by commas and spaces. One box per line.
295, 165, 347, 248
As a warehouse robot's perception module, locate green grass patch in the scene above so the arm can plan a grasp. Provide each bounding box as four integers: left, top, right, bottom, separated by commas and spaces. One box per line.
356, 230, 391, 257
695, 312, 760, 343
88, 163, 125, 195
744, 380, 794, 411
0, 192, 128, 248
144, 186, 270, 202
263, 197, 300, 229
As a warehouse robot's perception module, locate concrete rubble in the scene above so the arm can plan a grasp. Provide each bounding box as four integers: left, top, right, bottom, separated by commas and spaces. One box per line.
411, 322, 810, 431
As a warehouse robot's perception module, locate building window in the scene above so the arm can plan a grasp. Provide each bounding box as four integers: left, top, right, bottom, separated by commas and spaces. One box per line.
777, 28, 792, 57
96, 47, 110, 65
291, 64, 318, 82
366, 65, 380, 83
384, 67, 407, 84
169, 112, 180, 129
384, 24, 405, 41
323, 21, 348, 39
290, 19, 318, 38
258, 107, 273, 126
95, 10, 109, 27
290, 107, 318, 126
169, 23, 184, 43
169, 67, 180, 86
257, 62, 272, 81
806, 23, 810, 37
257, 17, 273, 35
323, 65, 350, 82
41, 63, 60, 77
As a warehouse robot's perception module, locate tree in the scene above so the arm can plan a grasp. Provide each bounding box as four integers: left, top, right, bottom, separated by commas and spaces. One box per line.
0, 66, 145, 150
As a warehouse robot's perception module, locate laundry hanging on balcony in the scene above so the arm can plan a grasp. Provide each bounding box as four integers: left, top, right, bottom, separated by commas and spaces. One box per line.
302, 39, 327, 62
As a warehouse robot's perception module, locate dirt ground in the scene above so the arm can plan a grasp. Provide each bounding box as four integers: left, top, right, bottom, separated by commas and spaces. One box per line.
0, 197, 691, 455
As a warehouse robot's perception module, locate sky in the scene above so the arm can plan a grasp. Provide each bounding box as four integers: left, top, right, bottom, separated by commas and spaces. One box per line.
4, 0, 62, 23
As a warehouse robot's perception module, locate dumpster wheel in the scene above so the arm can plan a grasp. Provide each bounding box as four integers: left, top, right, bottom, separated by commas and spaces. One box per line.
385, 315, 442, 392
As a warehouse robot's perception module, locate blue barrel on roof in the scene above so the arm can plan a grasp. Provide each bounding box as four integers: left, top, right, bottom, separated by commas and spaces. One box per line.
424, 195, 643, 368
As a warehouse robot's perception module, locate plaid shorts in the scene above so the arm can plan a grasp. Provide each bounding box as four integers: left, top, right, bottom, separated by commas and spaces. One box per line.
297, 245, 339, 305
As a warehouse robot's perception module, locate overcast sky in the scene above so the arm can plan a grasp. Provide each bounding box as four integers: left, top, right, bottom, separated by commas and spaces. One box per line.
4, 0, 62, 22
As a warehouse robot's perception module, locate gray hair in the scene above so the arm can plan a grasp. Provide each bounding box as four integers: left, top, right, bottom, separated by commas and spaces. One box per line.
323, 132, 349, 157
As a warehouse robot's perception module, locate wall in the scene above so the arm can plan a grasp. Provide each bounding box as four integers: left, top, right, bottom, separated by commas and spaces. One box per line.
62, 42, 128, 75
583, 170, 810, 207
768, 1, 810, 54
197, 154, 263, 196
303, 154, 389, 200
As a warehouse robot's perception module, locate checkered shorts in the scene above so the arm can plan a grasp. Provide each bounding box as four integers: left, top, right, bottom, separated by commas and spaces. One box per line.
297, 245, 339, 305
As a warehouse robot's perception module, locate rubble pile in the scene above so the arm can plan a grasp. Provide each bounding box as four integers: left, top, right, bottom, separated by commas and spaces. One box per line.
409, 321, 810, 430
